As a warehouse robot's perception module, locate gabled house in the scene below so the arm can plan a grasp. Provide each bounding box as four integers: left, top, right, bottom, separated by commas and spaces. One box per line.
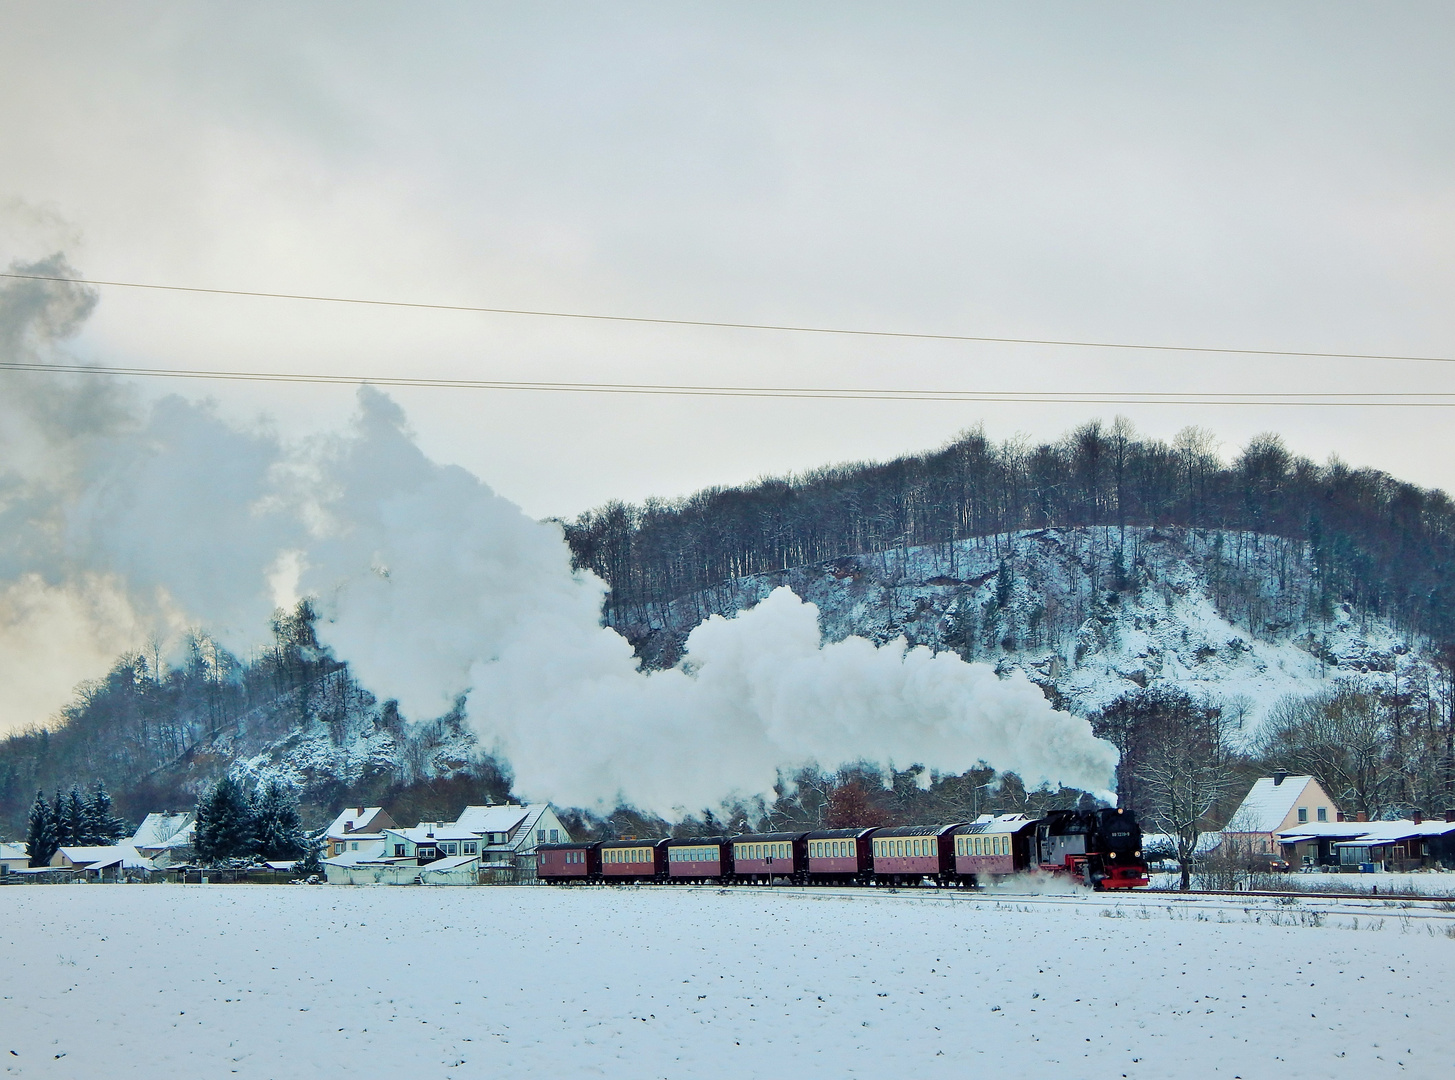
382, 804, 570, 868
50, 844, 155, 872
0, 841, 29, 874
130, 812, 196, 867
325, 806, 398, 859
1221, 773, 1341, 861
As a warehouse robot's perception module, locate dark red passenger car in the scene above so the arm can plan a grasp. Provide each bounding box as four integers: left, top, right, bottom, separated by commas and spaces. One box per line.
871, 824, 963, 885
536, 841, 600, 883
805, 828, 874, 884
951, 815, 1035, 883
730, 832, 807, 882
599, 839, 667, 883
664, 836, 729, 882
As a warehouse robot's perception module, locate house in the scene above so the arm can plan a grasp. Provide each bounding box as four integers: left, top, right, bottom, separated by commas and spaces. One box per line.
324, 806, 398, 859
129, 811, 196, 867
49, 844, 155, 872
381, 804, 571, 868
0, 841, 29, 875
1221, 773, 1341, 863
1278, 810, 1455, 871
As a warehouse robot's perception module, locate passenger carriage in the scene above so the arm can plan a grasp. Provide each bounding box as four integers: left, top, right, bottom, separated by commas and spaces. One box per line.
804, 828, 874, 884
664, 836, 730, 883
599, 838, 668, 883
536, 841, 599, 883
730, 832, 806, 883
951, 814, 1034, 884
870, 824, 962, 886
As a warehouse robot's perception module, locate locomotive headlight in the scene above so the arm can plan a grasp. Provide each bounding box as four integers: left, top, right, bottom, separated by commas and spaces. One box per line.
1134, 850, 1141, 857
1108, 851, 1116, 859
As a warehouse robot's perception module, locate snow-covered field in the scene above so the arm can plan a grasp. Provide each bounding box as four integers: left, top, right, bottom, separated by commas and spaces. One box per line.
1149, 870, 1455, 896
2, 883, 1451, 1079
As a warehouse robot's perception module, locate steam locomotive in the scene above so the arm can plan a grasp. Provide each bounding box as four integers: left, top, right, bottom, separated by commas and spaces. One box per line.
537, 807, 1148, 890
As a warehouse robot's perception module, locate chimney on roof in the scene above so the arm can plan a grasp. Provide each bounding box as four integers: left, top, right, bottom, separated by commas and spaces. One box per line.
1336, 811, 1345, 822
356, 807, 365, 817
343, 822, 352, 834
1445, 808, 1455, 823
1412, 809, 1423, 825
1273, 770, 1287, 786
1356, 811, 1368, 822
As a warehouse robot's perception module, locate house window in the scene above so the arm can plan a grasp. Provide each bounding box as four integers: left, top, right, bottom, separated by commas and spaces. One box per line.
1317, 808, 1327, 822
394, 845, 405, 857
550, 829, 559, 843
444, 843, 457, 856
1298, 808, 1308, 823
350, 842, 358, 851
463, 842, 477, 855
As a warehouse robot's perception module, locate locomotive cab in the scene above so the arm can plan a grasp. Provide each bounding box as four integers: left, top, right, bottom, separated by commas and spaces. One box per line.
1035, 807, 1148, 889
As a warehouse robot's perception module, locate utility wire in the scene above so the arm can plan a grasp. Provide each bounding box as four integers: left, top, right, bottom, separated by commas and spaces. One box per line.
2, 269, 1452, 365
4, 359, 1455, 406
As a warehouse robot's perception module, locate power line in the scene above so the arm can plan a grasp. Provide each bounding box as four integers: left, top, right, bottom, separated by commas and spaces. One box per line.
2, 269, 1452, 365
5, 358, 1455, 406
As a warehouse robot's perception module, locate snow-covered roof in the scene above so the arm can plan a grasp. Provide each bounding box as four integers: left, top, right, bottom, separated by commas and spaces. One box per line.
1274, 822, 1374, 842
385, 824, 479, 844
1224, 776, 1320, 834
54, 845, 154, 869
326, 807, 391, 840
958, 814, 1035, 835
452, 805, 532, 836
1318, 821, 1455, 845
0, 842, 28, 861
130, 812, 195, 849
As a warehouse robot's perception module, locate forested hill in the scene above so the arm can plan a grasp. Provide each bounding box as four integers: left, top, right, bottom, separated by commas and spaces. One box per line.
562, 421, 1455, 644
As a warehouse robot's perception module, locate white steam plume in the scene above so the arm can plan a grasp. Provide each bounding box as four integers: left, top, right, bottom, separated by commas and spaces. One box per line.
2, 261, 1118, 809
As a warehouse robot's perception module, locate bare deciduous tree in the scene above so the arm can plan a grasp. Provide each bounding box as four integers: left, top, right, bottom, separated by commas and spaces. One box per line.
1136, 702, 1237, 891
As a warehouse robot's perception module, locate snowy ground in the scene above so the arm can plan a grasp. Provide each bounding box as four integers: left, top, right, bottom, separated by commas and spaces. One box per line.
1, 883, 1452, 1079
1148, 870, 1455, 896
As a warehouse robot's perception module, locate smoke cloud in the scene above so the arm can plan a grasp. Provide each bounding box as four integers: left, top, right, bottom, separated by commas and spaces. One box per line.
1, 263, 1118, 811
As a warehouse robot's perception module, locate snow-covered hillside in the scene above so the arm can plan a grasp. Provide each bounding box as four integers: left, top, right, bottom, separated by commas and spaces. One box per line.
160, 677, 482, 811
612, 526, 1431, 739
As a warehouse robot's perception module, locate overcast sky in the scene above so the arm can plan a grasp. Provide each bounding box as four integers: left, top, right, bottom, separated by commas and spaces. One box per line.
3, 2, 1454, 519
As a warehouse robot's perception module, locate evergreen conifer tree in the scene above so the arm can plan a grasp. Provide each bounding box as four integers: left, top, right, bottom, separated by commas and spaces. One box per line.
63, 787, 88, 849
194, 776, 256, 864
50, 791, 69, 847
251, 780, 306, 860
83, 782, 126, 844
25, 790, 58, 867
